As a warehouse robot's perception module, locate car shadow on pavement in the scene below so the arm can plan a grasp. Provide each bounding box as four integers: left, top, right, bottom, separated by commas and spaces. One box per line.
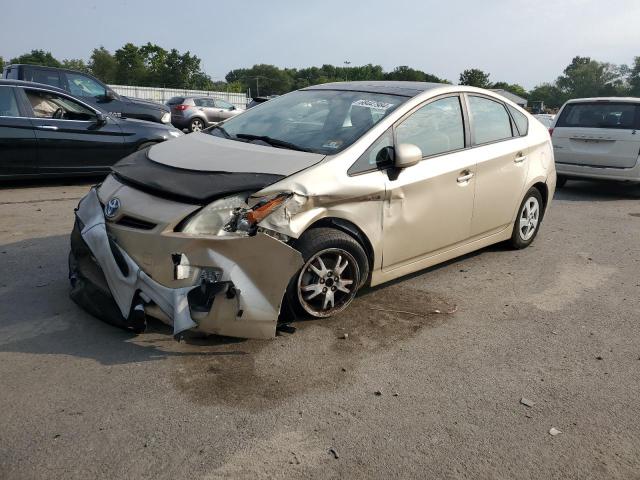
0, 235, 247, 366
554, 179, 640, 202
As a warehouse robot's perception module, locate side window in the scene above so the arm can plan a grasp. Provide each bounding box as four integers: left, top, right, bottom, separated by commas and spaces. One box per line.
468, 96, 513, 145
0, 87, 20, 117
24, 68, 62, 88
215, 99, 233, 109
194, 98, 207, 107
396, 96, 465, 157
348, 128, 394, 175
25, 89, 96, 120
65, 73, 106, 98
507, 105, 529, 136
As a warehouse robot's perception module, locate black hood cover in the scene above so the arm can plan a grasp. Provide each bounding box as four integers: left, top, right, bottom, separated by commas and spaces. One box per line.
111, 149, 285, 205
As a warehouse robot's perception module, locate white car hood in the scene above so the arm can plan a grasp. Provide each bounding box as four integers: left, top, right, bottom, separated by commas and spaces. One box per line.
147, 132, 325, 176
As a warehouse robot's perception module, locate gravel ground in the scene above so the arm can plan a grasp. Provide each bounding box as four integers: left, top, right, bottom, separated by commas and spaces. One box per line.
0, 178, 639, 480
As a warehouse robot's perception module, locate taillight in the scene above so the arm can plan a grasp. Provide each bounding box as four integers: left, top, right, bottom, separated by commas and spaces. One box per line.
548, 128, 554, 137
173, 104, 190, 111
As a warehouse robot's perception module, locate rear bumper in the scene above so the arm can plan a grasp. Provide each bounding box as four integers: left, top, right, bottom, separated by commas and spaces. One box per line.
69, 188, 303, 339
556, 159, 640, 182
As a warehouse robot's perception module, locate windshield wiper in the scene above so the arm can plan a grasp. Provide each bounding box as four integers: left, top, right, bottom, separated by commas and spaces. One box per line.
235, 133, 312, 152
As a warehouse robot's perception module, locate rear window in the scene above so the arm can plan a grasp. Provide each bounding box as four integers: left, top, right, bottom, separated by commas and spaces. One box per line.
556, 102, 638, 129
4, 67, 18, 80
167, 97, 185, 105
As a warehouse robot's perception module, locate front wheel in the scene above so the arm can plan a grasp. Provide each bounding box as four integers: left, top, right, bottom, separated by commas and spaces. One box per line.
509, 187, 544, 249
285, 228, 369, 319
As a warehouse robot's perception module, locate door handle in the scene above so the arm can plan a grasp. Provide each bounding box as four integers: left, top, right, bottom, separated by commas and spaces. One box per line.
515, 154, 527, 163
457, 171, 474, 183
37, 125, 58, 131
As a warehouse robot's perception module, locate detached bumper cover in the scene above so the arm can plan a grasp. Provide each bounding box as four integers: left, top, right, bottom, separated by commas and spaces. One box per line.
69, 188, 303, 338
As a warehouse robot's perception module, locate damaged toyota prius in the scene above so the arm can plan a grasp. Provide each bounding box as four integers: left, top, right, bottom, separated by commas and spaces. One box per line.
69, 81, 556, 339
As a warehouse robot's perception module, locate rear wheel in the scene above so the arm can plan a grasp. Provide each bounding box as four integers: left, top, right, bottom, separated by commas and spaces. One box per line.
189, 118, 205, 132
509, 187, 543, 249
286, 228, 369, 318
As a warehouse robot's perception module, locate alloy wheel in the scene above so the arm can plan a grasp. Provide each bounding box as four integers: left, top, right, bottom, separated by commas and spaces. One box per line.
191, 119, 203, 132
519, 196, 540, 241
297, 248, 359, 317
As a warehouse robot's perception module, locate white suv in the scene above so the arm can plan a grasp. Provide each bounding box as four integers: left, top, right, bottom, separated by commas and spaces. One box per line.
552, 98, 640, 186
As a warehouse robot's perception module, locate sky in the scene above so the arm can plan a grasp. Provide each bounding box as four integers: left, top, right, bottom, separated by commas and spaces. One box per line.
2, 0, 640, 89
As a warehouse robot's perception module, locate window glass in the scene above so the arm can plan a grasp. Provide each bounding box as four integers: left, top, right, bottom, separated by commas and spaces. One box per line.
65, 73, 106, 98
469, 96, 513, 145
396, 96, 465, 157
210, 89, 405, 155
25, 89, 95, 120
24, 68, 62, 88
0, 87, 20, 117
556, 103, 637, 129
167, 96, 185, 105
194, 98, 207, 107
348, 128, 394, 175
215, 99, 233, 109
507, 104, 529, 136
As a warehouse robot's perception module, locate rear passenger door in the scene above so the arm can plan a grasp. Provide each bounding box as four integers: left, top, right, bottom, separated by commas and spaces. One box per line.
0, 85, 39, 176
214, 99, 236, 120
553, 102, 640, 169
465, 95, 530, 237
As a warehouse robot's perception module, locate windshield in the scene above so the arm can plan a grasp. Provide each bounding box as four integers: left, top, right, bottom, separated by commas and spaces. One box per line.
209, 89, 407, 154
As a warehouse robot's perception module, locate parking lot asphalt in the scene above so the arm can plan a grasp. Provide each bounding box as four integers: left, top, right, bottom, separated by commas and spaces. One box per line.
1, 178, 639, 480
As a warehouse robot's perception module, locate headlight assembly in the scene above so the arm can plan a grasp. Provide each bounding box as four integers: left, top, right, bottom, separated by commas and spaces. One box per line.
161, 112, 171, 123
180, 192, 292, 237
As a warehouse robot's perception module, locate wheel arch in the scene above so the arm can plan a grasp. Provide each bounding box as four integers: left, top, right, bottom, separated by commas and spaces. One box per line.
302, 217, 375, 285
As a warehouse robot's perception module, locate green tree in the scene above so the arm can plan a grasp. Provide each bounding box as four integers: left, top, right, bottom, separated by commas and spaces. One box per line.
556, 56, 623, 98
0, 56, 4, 70
10, 49, 61, 67
89, 47, 117, 83
61, 58, 90, 73
629, 57, 640, 96
113, 43, 146, 85
227, 64, 294, 96
528, 83, 566, 110
384, 65, 447, 83
491, 81, 528, 98
459, 68, 491, 88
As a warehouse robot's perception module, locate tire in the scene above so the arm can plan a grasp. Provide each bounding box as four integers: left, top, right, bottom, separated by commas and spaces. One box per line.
285, 227, 369, 319
556, 175, 568, 188
509, 187, 544, 249
189, 117, 205, 133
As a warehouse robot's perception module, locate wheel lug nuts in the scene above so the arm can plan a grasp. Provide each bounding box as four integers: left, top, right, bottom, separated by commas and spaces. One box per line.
323, 287, 328, 293
320, 279, 325, 284
331, 286, 336, 291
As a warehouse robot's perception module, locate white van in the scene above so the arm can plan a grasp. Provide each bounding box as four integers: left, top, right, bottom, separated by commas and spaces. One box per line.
552, 98, 640, 186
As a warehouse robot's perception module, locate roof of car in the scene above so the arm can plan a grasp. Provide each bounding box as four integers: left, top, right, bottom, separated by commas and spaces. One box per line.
564, 97, 640, 104
0, 78, 69, 94
302, 81, 445, 97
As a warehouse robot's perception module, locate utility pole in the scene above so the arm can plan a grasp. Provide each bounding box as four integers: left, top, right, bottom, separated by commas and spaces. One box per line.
344, 60, 351, 81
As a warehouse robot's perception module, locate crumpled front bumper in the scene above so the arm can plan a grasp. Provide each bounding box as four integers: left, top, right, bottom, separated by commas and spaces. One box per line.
69, 188, 303, 339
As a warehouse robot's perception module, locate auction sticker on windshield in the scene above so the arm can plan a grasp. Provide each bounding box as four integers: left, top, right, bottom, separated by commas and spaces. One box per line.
352, 99, 395, 110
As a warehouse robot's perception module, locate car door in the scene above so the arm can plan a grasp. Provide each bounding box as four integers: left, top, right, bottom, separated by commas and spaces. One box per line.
382, 94, 476, 270
192, 98, 212, 124
0, 85, 39, 176
465, 94, 529, 237
214, 99, 237, 120
19, 87, 127, 174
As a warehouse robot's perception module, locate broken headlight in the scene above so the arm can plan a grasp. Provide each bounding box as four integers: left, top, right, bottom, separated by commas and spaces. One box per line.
180, 192, 291, 237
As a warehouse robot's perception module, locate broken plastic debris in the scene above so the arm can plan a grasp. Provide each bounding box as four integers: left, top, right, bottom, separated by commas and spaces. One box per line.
520, 397, 535, 408
328, 447, 339, 459
549, 427, 562, 436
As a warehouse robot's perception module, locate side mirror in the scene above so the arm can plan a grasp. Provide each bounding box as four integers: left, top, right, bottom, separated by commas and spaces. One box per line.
105, 90, 116, 100
95, 112, 108, 126
230, 105, 236, 111
394, 143, 422, 169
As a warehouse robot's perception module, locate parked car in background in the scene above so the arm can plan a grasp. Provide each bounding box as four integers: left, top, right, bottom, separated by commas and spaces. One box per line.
552, 98, 640, 187
0, 79, 182, 179
167, 96, 244, 132
3, 64, 171, 124
69, 81, 555, 340
246, 95, 278, 109
534, 114, 555, 129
